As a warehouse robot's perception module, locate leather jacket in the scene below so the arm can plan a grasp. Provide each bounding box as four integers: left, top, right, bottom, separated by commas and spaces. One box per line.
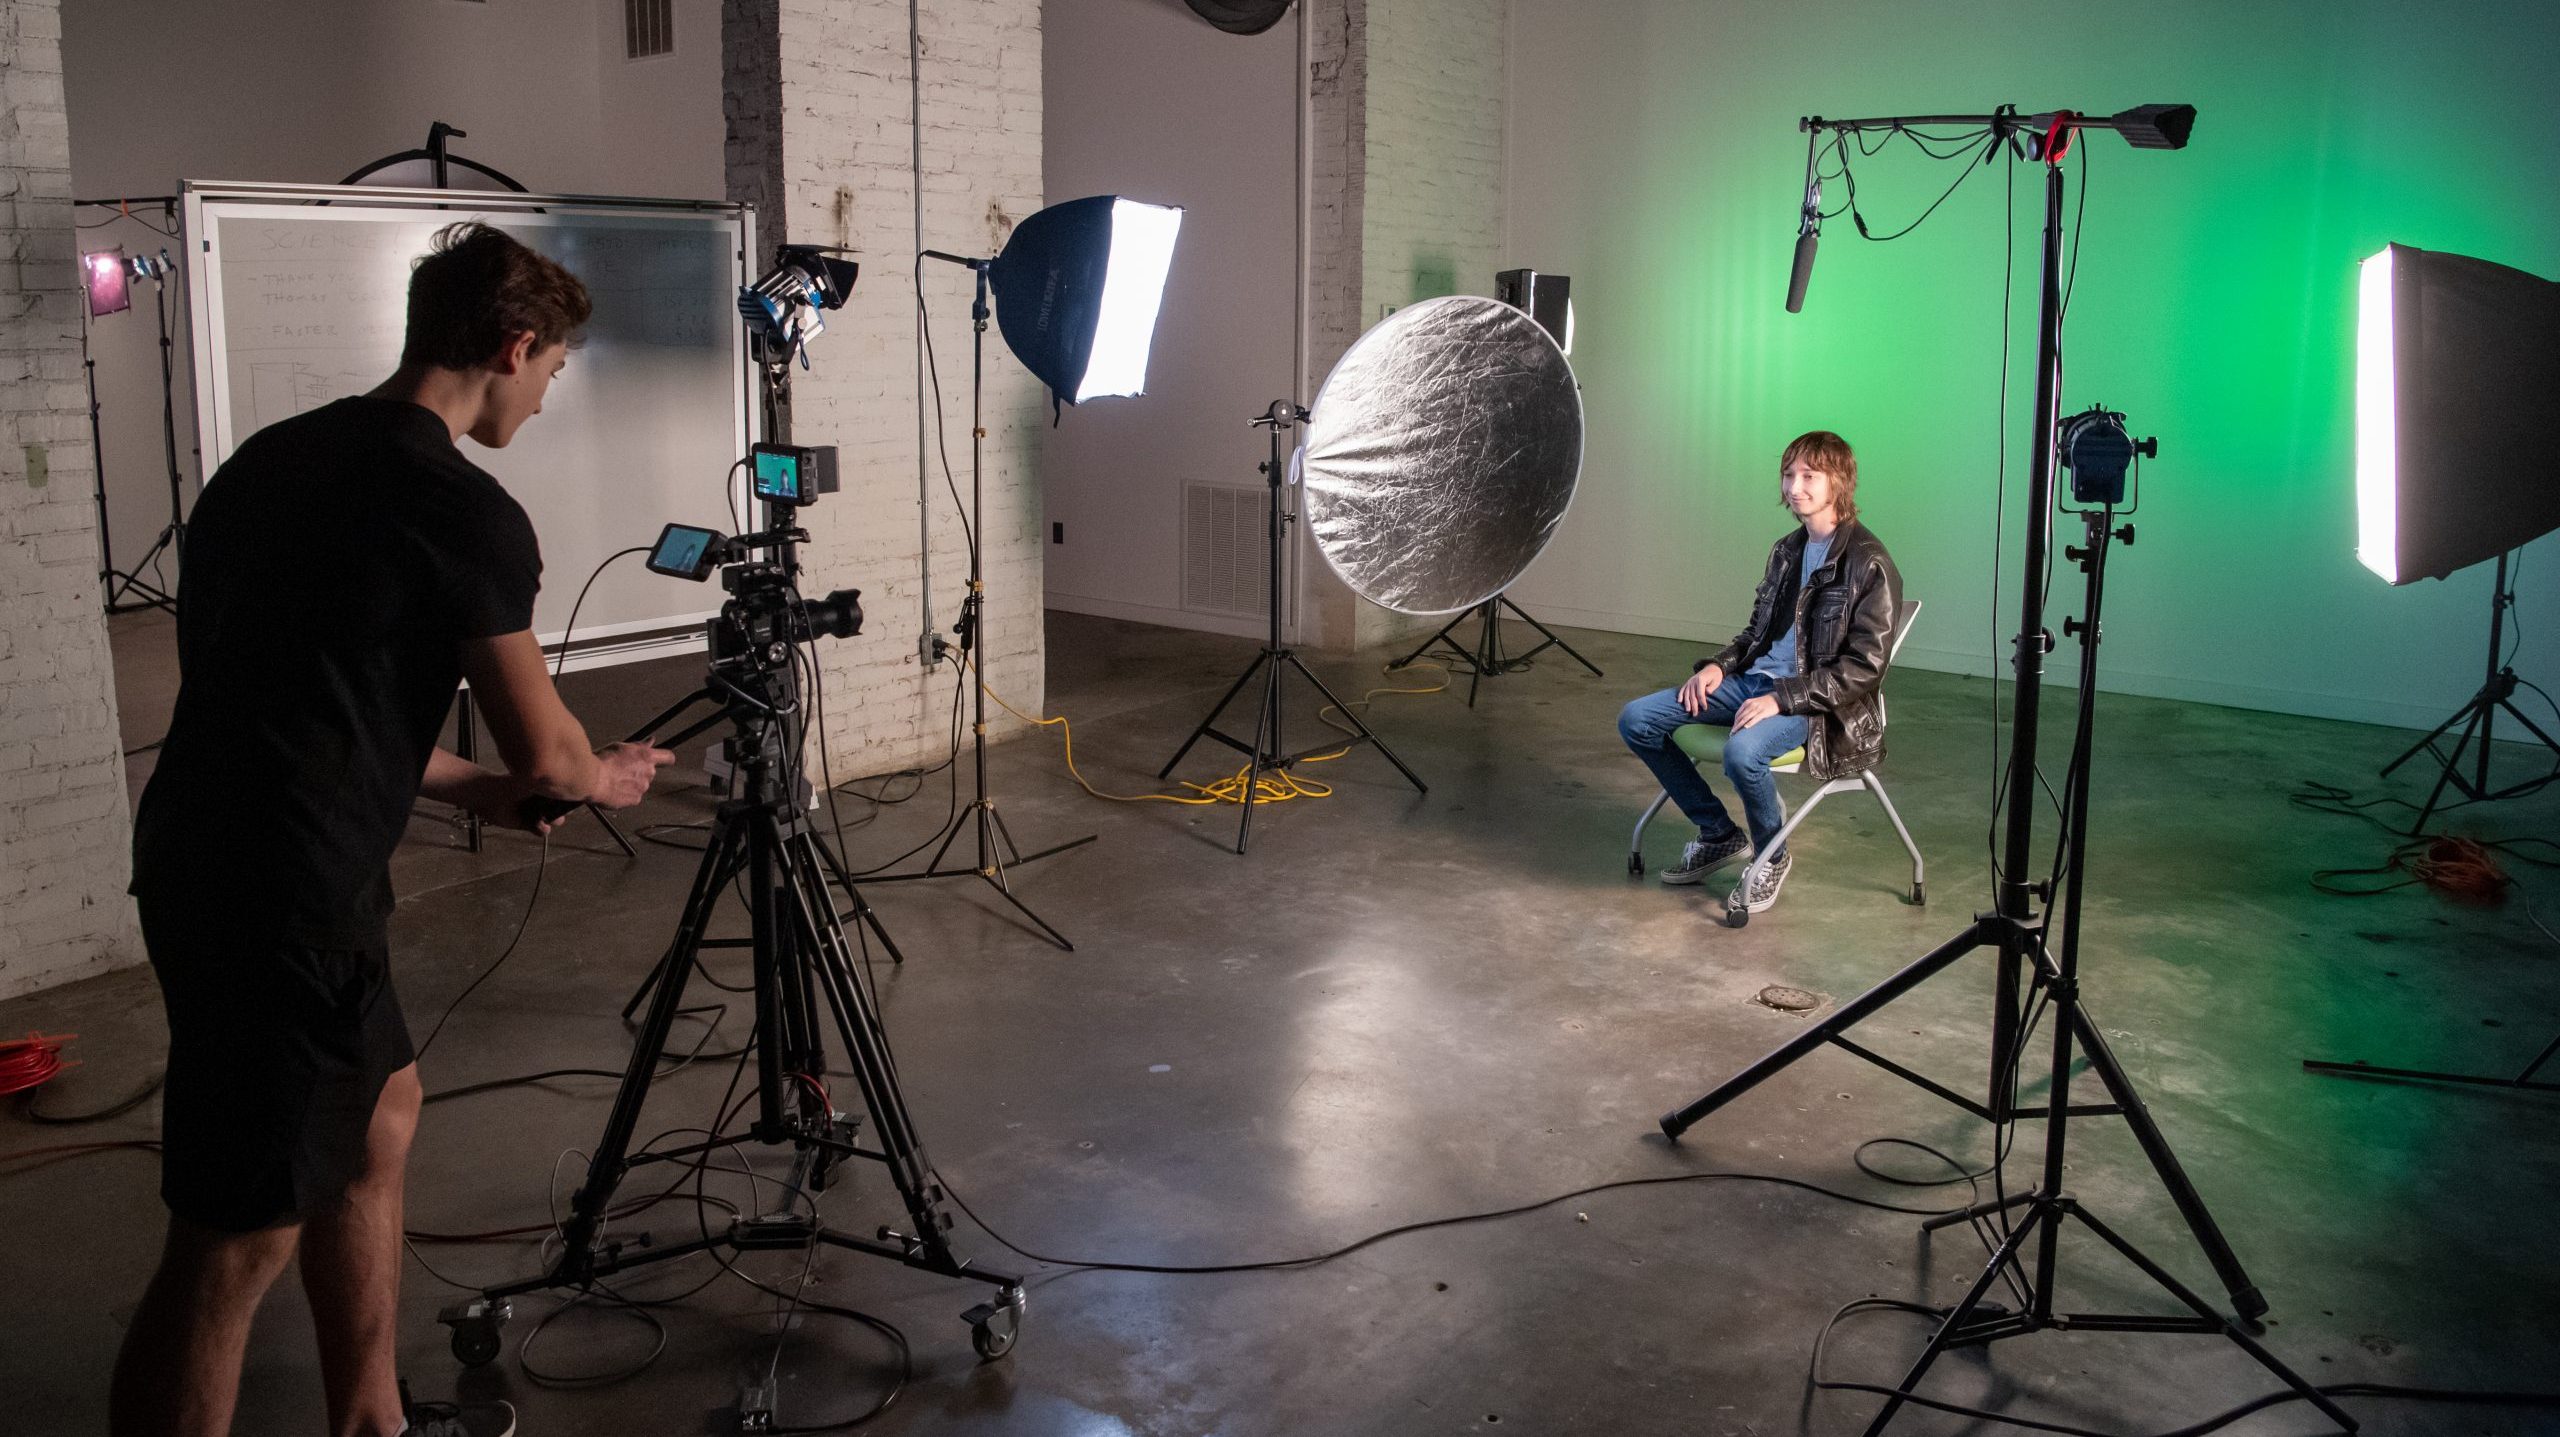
1701, 518, 1902, 781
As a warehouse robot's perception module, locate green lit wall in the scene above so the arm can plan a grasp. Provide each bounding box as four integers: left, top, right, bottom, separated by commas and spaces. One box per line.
1501, 0, 2560, 733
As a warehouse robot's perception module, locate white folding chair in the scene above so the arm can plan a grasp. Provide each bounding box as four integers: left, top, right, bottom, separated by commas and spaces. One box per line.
1628, 599, 1925, 927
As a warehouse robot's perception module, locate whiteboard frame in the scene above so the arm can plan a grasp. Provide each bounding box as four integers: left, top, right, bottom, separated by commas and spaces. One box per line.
178, 181, 759, 673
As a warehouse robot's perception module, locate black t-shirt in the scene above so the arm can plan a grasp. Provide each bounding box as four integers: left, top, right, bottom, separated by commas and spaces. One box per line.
131, 397, 541, 948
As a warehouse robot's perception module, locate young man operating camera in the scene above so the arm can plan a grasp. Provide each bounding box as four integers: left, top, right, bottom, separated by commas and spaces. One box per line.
113, 223, 673, 1437
1617, 431, 1901, 920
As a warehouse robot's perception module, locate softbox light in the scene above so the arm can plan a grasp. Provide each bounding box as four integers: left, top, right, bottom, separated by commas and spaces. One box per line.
985, 195, 1182, 406
2356, 243, 2560, 584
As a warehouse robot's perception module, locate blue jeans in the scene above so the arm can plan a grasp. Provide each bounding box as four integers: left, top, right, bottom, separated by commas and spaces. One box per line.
1618, 670, 1810, 858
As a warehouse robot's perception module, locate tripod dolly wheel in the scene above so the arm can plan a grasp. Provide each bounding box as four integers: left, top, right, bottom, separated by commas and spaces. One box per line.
438, 1298, 509, 1368
963, 1289, 1025, 1362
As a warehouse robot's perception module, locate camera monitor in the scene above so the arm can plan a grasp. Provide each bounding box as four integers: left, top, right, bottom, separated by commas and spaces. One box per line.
751, 442, 837, 508
646, 523, 724, 582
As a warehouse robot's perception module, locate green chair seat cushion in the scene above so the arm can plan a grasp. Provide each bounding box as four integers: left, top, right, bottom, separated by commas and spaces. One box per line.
1669, 722, 1805, 770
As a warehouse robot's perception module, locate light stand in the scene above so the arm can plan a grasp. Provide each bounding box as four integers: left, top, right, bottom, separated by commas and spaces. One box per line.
866, 255, 1094, 948
1159, 401, 1428, 854
97, 240, 191, 616
82, 288, 171, 615
1656, 107, 2348, 1436
1391, 594, 1602, 707
2376, 549, 2559, 833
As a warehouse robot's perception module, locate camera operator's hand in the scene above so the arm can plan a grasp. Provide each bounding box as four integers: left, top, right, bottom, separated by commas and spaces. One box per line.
591, 742, 676, 809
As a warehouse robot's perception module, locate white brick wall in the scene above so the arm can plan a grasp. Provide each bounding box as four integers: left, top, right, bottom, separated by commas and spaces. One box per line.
725, 0, 1045, 780
0, 0, 144, 1000
1299, 0, 1506, 650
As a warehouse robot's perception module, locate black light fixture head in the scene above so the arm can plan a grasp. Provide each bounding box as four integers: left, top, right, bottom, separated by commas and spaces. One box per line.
2109, 103, 2197, 150
80, 245, 172, 319
739, 245, 861, 365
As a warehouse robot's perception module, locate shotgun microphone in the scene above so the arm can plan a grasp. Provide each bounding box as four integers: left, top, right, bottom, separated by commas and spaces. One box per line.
1786, 135, 1822, 314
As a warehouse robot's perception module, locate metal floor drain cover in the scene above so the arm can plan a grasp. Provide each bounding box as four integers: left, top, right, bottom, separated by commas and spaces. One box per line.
1755, 985, 1823, 1012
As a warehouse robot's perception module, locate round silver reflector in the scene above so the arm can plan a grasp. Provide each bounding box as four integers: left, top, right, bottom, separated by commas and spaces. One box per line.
1300, 294, 1583, 616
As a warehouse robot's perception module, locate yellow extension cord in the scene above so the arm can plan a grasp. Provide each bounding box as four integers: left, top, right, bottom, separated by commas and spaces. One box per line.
964, 653, 1450, 807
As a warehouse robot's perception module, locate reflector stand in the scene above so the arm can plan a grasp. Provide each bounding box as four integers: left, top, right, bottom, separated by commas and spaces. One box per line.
1157, 401, 1428, 855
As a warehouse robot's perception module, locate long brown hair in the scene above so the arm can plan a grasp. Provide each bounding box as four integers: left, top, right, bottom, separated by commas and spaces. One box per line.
1779, 430, 1858, 524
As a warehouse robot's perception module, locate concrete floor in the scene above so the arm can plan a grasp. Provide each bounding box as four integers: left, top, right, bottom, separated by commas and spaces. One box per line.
5, 607, 2557, 1436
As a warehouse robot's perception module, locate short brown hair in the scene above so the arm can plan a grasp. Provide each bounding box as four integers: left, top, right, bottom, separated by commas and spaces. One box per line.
400, 221, 591, 370
1779, 430, 1859, 524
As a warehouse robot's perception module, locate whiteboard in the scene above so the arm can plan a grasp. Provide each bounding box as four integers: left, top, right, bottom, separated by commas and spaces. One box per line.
181, 182, 756, 667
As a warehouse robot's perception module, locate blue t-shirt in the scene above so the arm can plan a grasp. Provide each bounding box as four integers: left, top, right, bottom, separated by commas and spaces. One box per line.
1749, 533, 1832, 679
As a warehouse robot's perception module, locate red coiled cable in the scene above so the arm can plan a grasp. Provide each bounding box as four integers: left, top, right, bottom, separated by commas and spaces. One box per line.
0, 1033, 75, 1096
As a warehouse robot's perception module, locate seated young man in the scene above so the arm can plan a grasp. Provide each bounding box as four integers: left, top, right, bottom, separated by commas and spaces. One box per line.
113, 223, 674, 1437
1616, 430, 1901, 919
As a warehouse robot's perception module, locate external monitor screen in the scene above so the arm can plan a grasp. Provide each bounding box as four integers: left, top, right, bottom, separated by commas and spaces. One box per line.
751, 444, 808, 506
646, 523, 721, 581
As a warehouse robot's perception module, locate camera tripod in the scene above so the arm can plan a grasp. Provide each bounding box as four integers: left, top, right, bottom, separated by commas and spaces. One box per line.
1658, 120, 2350, 1436
444, 638, 1023, 1377
1159, 400, 1428, 854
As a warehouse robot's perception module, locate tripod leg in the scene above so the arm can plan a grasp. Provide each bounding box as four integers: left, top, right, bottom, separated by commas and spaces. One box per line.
1857, 1203, 2047, 1437
2492, 693, 2560, 763
2407, 704, 2489, 833
553, 820, 741, 1273
979, 808, 1077, 949
2063, 999, 2266, 1321
1501, 596, 1604, 677
810, 831, 907, 966
1467, 602, 1492, 706
1236, 642, 1283, 854
622, 842, 750, 1019
1161, 651, 1269, 779
1662, 921, 1996, 1137
1393, 612, 1471, 672
785, 838, 960, 1257
585, 803, 638, 858
2519, 1031, 2560, 1086
1286, 652, 1428, 795
2378, 693, 2480, 779
2064, 1204, 2359, 1432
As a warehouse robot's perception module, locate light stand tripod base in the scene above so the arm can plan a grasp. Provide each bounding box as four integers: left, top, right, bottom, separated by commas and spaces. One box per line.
2378, 552, 2560, 834
1393, 594, 1603, 706
1856, 1192, 2354, 1437
1160, 400, 1427, 855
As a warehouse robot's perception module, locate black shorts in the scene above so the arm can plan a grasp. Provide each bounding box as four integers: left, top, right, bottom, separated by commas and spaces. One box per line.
140, 904, 415, 1232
